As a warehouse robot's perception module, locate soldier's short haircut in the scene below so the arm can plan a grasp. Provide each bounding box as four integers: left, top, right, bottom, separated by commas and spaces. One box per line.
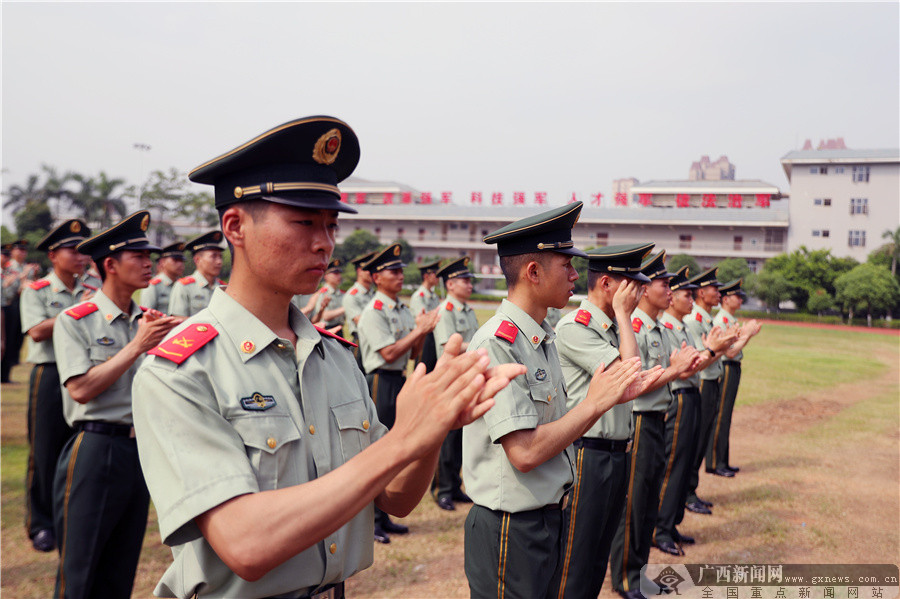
499, 252, 553, 289
216, 200, 270, 255
96, 251, 123, 282
587, 270, 624, 292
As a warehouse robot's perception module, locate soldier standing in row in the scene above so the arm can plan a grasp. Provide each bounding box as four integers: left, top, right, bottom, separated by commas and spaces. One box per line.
311, 258, 346, 331
19, 220, 92, 553
358, 243, 440, 543
140, 242, 186, 313
410, 260, 441, 373
2, 240, 37, 382
168, 231, 224, 317
53, 211, 181, 599
431, 257, 479, 511
342, 250, 377, 369
553, 243, 652, 599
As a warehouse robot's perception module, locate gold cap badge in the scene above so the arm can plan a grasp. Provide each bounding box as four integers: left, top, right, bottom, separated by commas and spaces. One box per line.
70, 221, 81, 233
312, 128, 341, 165
140, 215, 150, 231
393, 246, 400, 256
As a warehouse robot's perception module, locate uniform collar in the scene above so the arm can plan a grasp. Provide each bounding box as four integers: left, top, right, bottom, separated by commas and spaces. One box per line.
93, 289, 142, 323
445, 294, 469, 311
718, 308, 736, 321
498, 298, 555, 349
158, 272, 175, 286
632, 307, 658, 331
374, 290, 402, 311
195, 275, 216, 289
206, 288, 321, 363
578, 299, 616, 333
692, 303, 713, 322
46, 270, 85, 295
660, 311, 684, 330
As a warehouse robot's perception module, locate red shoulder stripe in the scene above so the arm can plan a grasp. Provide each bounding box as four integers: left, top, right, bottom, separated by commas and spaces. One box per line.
446, 302, 454, 311
632, 317, 643, 333
178, 276, 196, 285
149, 277, 162, 285
695, 312, 703, 322
663, 322, 674, 329
349, 288, 359, 296
722, 316, 729, 324
494, 320, 518, 343
373, 299, 383, 310
148, 324, 218, 364
319, 286, 328, 293
82, 283, 98, 291
315, 326, 358, 348
65, 302, 99, 320
29, 279, 51, 290
574, 309, 591, 326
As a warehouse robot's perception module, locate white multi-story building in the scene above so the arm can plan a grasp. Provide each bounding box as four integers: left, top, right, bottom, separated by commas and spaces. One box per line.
781, 148, 900, 261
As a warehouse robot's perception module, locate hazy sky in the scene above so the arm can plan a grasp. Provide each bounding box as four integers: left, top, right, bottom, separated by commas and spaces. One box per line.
2, 2, 898, 216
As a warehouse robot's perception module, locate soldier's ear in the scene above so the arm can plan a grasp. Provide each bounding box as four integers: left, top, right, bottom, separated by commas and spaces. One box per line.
220, 207, 247, 249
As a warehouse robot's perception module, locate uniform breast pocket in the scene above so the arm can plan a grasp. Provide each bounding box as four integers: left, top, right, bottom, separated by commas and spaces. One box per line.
330, 399, 372, 462
529, 381, 556, 424
229, 415, 302, 491
89, 346, 118, 364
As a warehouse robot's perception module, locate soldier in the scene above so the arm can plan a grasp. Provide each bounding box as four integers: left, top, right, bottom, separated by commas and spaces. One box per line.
653, 266, 736, 556
709, 279, 761, 474
410, 259, 442, 373
132, 116, 520, 598
19, 220, 91, 553
140, 242, 186, 312
167, 231, 225, 317
553, 243, 653, 599
682, 267, 729, 517
463, 203, 659, 599
311, 258, 346, 330
80, 260, 102, 291
610, 251, 700, 599
358, 243, 440, 542
431, 257, 479, 511
1, 239, 37, 382
545, 306, 562, 328
52, 211, 181, 599
342, 250, 377, 369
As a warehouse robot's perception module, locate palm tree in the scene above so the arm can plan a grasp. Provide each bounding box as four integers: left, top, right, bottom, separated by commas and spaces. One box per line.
2, 165, 75, 220
882, 226, 900, 276
69, 172, 129, 229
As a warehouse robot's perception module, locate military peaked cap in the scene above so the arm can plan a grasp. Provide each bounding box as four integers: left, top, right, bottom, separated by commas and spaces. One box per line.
363, 243, 405, 273
719, 278, 746, 298
687, 267, 721, 288
641, 251, 676, 280
36, 219, 91, 252
186, 231, 224, 253
76, 211, 161, 260
585, 243, 654, 283
326, 258, 343, 274
351, 250, 378, 267
483, 202, 587, 258
189, 116, 360, 214
436, 257, 474, 282
669, 266, 698, 291
418, 260, 442, 274
157, 241, 186, 260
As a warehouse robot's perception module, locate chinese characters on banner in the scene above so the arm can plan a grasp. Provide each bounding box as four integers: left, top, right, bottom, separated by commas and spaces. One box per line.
383, 192, 393, 205
639, 193, 653, 206
755, 194, 771, 207
513, 192, 525, 205
491, 192, 503, 205
341, 193, 349, 204
441, 191, 452, 204
355, 192, 366, 204
702, 194, 717, 208
401, 192, 412, 204
471, 191, 482, 205
676, 194, 691, 207
615, 192, 628, 206
591, 192, 604, 206
728, 194, 743, 208
568, 192, 579, 204
420, 192, 432, 204
535, 192, 547, 205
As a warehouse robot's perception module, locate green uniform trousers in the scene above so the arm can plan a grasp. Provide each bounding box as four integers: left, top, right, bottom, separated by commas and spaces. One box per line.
1, 300, 23, 381
553, 439, 629, 599
687, 377, 720, 503
366, 369, 404, 528
710, 361, 741, 471
415, 332, 438, 373
350, 332, 365, 373
610, 412, 666, 594
654, 388, 700, 546
26, 363, 73, 538
465, 503, 564, 599
433, 428, 464, 501
53, 429, 149, 599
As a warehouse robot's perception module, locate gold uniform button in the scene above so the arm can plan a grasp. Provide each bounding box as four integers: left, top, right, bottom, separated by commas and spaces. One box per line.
362, 420, 370, 430
547, 394, 552, 402
267, 437, 276, 449
329, 543, 337, 554
309, 425, 316, 435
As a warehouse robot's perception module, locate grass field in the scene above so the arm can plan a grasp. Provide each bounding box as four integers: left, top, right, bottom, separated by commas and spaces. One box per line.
1, 318, 898, 598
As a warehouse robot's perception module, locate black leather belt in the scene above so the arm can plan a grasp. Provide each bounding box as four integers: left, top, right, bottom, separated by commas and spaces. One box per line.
722, 360, 742, 367
672, 387, 699, 396
77, 421, 135, 438
545, 491, 571, 511
371, 368, 405, 377
191, 581, 345, 599
634, 410, 666, 421
575, 437, 631, 453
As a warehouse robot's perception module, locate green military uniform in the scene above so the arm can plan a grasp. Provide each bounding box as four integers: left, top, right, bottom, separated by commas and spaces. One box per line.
52, 212, 160, 599
410, 260, 441, 374
611, 253, 676, 596
168, 232, 225, 317
2, 241, 29, 382
653, 267, 702, 554
431, 257, 479, 508
312, 260, 345, 329
463, 203, 586, 599
683, 268, 725, 503
341, 251, 378, 372
710, 279, 745, 472
553, 244, 653, 599
141, 242, 186, 312
545, 306, 562, 329
135, 290, 387, 598
19, 220, 90, 550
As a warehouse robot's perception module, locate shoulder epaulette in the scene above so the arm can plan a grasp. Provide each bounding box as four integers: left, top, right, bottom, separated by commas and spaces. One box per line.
148, 324, 218, 364
217, 279, 226, 286
349, 288, 359, 296
83, 283, 98, 291
149, 277, 162, 285
178, 276, 196, 285
695, 312, 703, 322
632, 317, 643, 333
29, 279, 51, 290
319, 286, 328, 293
418, 291, 425, 297
494, 320, 518, 343
446, 302, 454, 311
373, 299, 383, 310
663, 322, 674, 329
722, 316, 729, 324
315, 326, 358, 349
140, 305, 148, 312
65, 302, 99, 320
574, 309, 591, 326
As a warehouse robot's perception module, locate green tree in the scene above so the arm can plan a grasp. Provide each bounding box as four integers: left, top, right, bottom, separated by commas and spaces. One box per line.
806, 288, 834, 316
69, 171, 130, 229
748, 271, 795, 312
333, 229, 379, 264
834, 263, 900, 323
881, 226, 900, 275
175, 190, 218, 228
761, 247, 857, 310
666, 254, 700, 278
715, 258, 751, 284
140, 168, 191, 244
14, 200, 53, 235
3, 165, 73, 220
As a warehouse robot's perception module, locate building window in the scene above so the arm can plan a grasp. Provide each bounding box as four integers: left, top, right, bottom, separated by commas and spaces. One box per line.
374, 227, 381, 236
812, 230, 820, 237
834, 167, 845, 174
819, 166, 828, 174
418, 228, 425, 241
814, 198, 822, 205
815, 198, 832, 206
679, 234, 692, 249
852, 166, 870, 182
848, 230, 866, 247
397, 227, 404, 238
812, 230, 830, 238
823, 230, 830, 238
850, 198, 869, 215
596, 232, 608, 247
764, 229, 785, 251
733, 235, 743, 250
809, 167, 819, 174
449, 223, 458, 230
